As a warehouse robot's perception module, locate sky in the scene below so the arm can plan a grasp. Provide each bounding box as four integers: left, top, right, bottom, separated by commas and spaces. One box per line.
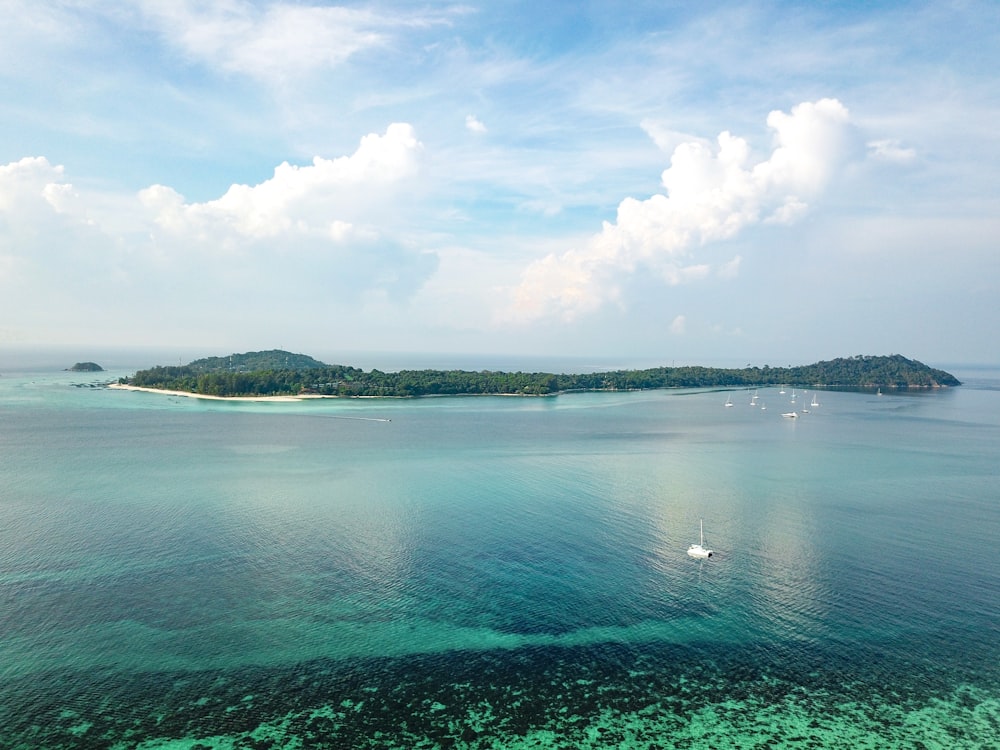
2, 0, 999, 369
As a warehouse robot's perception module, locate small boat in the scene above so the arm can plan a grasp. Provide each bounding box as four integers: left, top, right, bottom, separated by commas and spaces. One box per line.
687, 519, 713, 558
811, 393, 819, 407
781, 411, 798, 419
724, 394, 733, 407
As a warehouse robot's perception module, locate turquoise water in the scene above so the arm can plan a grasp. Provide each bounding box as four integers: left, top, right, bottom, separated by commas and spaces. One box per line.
1, 365, 998, 748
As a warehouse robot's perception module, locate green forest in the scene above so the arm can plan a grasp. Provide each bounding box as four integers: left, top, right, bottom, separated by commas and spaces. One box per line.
119, 351, 961, 398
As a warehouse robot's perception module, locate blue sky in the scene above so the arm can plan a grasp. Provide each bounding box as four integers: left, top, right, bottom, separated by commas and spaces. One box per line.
2, 1, 998, 368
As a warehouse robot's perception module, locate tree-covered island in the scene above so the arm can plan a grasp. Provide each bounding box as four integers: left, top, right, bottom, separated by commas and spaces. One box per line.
118, 351, 960, 398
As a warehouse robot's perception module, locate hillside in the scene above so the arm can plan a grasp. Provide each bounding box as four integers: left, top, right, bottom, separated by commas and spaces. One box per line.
185, 350, 327, 373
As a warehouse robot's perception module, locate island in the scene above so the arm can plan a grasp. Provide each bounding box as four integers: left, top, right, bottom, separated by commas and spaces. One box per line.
68, 362, 105, 372
114, 351, 960, 399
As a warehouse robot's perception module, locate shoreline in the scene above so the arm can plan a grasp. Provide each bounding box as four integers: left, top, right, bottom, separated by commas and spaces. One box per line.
107, 381, 951, 402
107, 383, 546, 400
108, 383, 338, 402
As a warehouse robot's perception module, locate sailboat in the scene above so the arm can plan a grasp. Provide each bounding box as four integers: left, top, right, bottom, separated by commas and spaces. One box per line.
687, 519, 713, 558
724, 394, 733, 407
811, 392, 819, 407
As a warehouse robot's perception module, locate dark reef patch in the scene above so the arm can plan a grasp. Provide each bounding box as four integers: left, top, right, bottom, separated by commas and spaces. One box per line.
1, 637, 997, 748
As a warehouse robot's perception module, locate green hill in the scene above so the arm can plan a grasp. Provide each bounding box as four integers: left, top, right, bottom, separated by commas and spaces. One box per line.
186, 350, 327, 373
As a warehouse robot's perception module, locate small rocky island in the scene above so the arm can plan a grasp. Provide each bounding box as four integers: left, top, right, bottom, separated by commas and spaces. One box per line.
117, 351, 961, 398
68, 362, 105, 372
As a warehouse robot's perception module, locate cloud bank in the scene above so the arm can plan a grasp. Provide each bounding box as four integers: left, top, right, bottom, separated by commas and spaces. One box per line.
505, 99, 853, 323
0, 124, 434, 344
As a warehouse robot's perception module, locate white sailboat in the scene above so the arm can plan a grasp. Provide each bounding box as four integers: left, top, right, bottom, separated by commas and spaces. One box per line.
687, 519, 713, 558
724, 394, 733, 407
811, 392, 819, 407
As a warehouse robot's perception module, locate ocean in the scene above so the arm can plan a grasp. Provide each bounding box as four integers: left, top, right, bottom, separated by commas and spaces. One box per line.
1, 360, 998, 748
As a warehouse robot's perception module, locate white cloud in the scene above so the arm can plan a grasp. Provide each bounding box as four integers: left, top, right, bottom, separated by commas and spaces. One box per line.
130, 122, 436, 306
138, 1, 382, 81
0, 124, 435, 346
139, 123, 422, 242
0, 156, 67, 213
503, 99, 853, 323
0, 155, 132, 337
867, 138, 917, 164
136, 0, 454, 84
465, 114, 487, 133
670, 314, 686, 334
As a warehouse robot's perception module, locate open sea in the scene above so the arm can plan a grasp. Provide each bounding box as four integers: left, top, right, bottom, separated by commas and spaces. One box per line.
1, 357, 998, 749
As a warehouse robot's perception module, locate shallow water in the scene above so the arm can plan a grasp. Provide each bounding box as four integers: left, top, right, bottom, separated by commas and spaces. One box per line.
1, 366, 998, 748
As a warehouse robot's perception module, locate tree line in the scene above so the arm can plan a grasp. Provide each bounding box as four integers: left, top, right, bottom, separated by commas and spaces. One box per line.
119, 353, 960, 398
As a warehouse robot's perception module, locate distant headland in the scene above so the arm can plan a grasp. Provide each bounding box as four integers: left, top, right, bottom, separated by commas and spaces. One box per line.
114, 351, 961, 399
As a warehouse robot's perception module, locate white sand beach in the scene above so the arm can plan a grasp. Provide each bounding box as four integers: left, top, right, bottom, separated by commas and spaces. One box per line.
108, 383, 334, 402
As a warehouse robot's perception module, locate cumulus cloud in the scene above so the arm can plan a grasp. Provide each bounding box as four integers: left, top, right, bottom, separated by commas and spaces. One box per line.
504, 99, 853, 322
0, 155, 132, 333
0, 156, 70, 214
0, 155, 108, 257
0, 158, 65, 288
133, 122, 436, 304
140, 123, 422, 243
